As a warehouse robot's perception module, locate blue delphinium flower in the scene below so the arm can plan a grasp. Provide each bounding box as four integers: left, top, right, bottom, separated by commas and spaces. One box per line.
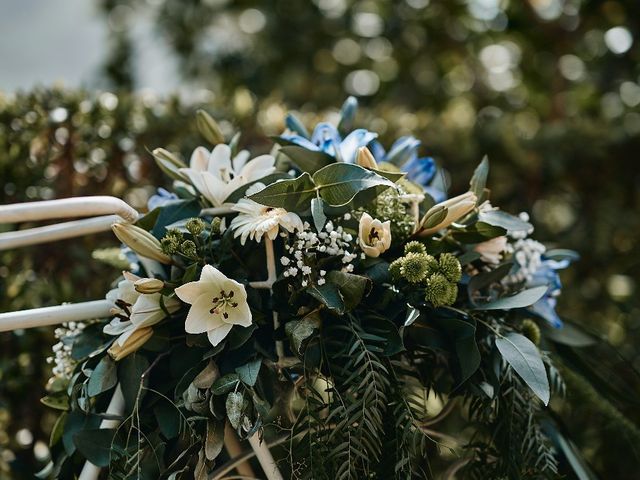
526, 257, 572, 328
280, 121, 378, 164
148, 187, 178, 210
370, 136, 445, 202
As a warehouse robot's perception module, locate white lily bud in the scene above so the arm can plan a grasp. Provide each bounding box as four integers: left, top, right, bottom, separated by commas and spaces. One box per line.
112, 223, 172, 264
358, 212, 392, 258
133, 278, 165, 294
474, 236, 508, 264
356, 146, 378, 170
151, 148, 188, 182
419, 191, 477, 236
108, 327, 154, 361
196, 109, 225, 145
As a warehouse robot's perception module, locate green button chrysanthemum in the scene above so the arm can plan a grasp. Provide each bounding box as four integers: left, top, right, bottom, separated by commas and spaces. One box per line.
401, 252, 437, 284
438, 252, 462, 283
404, 240, 427, 255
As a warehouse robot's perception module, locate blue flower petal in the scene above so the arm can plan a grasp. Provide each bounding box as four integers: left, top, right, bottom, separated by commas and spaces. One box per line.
385, 136, 421, 166
148, 188, 178, 210
368, 140, 387, 161
279, 134, 321, 152
311, 122, 342, 157
403, 156, 436, 187
339, 129, 378, 163
530, 296, 563, 328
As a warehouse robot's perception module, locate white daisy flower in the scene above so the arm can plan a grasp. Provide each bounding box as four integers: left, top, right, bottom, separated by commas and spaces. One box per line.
230, 199, 304, 245
174, 265, 252, 347
179, 144, 276, 207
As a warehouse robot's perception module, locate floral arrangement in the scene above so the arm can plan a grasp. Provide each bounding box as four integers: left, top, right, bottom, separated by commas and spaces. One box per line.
44, 98, 590, 479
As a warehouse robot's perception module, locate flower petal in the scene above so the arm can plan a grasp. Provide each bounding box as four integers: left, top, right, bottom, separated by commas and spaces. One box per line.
200, 264, 230, 287
175, 280, 207, 304
207, 323, 234, 347
190, 147, 210, 171
185, 294, 225, 334
208, 144, 232, 176
224, 301, 252, 327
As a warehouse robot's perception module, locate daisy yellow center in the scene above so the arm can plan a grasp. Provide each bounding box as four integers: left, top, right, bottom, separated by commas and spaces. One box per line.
210, 289, 239, 320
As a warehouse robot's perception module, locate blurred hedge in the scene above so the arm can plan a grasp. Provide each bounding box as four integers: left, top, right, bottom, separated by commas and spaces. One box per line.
1, 0, 640, 476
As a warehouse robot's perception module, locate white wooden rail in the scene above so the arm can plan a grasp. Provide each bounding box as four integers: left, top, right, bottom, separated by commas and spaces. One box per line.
0, 195, 283, 480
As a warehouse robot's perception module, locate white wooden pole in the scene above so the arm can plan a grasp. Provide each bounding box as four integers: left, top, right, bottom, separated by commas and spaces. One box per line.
0, 215, 118, 251
0, 300, 115, 332
247, 434, 284, 480
0, 196, 139, 224
77, 385, 126, 480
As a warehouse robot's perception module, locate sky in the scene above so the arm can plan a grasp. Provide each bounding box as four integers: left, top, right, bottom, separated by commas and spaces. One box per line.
0, 0, 179, 93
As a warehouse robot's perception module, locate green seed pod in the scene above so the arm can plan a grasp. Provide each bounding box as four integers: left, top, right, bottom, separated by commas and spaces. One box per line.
186, 218, 206, 236
521, 319, 541, 346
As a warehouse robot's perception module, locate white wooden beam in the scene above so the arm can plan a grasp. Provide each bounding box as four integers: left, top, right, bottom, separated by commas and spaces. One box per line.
0, 300, 114, 332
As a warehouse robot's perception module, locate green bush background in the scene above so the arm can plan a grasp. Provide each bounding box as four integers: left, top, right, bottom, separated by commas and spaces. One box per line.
1, 0, 639, 477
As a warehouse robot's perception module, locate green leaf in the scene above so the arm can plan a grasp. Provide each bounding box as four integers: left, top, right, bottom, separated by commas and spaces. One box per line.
50, 412, 67, 446
285, 313, 321, 356
495, 332, 550, 405
307, 282, 345, 314
71, 324, 109, 360
436, 315, 481, 384
478, 210, 532, 234
325, 271, 370, 311
235, 359, 262, 387
41, 393, 69, 411
205, 419, 225, 461
118, 353, 149, 413
542, 321, 597, 347
224, 173, 289, 203
468, 262, 513, 295
73, 428, 117, 467
475, 285, 547, 311
211, 373, 240, 396
313, 163, 395, 207
151, 199, 202, 238
225, 392, 244, 429
154, 401, 181, 439
248, 172, 316, 211
311, 197, 327, 232
279, 145, 335, 174
87, 356, 117, 397
469, 156, 489, 203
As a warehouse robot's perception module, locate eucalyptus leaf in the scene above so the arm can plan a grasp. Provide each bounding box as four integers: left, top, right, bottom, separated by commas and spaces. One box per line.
478, 210, 533, 234
224, 172, 289, 203
87, 356, 117, 397
280, 145, 335, 174
307, 282, 345, 314
495, 332, 550, 405
248, 172, 316, 211
118, 353, 150, 413
150, 199, 202, 238
469, 156, 489, 203
73, 428, 117, 467
235, 359, 262, 387
313, 163, 395, 207
475, 285, 547, 311
285, 313, 321, 356
225, 391, 244, 429
311, 197, 327, 232
325, 271, 370, 311
205, 419, 225, 461
211, 373, 240, 396
436, 315, 481, 384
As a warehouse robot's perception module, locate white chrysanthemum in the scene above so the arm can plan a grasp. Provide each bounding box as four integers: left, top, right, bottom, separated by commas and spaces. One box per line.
230, 199, 304, 245
179, 144, 276, 207
175, 264, 252, 347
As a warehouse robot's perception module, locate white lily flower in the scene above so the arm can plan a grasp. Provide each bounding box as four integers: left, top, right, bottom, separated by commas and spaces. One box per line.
474, 236, 508, 264
174, 264, 252, 347
358, 212, 392, 258
230, 198, 304, 245
179, 144, 276, 207
104, 271, 179, 348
